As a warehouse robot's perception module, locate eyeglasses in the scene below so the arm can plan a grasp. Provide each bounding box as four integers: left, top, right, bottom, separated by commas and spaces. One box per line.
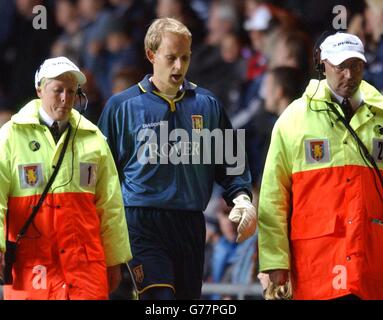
325, 60, 365, 73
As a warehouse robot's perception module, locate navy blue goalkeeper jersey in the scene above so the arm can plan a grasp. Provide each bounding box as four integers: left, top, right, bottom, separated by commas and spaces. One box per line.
98, 75, 252, 211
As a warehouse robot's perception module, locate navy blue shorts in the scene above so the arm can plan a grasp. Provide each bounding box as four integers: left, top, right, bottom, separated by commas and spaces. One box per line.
126, 207, 206, 299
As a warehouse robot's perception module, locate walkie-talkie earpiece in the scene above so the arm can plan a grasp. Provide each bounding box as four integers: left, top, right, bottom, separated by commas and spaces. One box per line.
35, 63, 44, 89
76, 85, 88, 115
308, 31, 336, 113
313, 30, 335, 79
313, 45, 325, 79
313, 47, 325, 78
77, 85, 85, 97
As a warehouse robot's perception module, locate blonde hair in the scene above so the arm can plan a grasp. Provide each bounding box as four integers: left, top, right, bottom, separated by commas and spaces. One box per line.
144, 17, 192, 52
39, 72, 77, 90
39, 77, 52, 89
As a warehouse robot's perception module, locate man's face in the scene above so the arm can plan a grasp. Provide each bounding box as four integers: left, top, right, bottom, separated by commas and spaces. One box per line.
249, 30, 265, 53
37, 73, 77, 121
147, 32, 191, 95
323, 57, 365, 98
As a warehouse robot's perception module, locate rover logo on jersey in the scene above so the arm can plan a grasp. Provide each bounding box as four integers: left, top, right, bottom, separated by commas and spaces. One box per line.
305, 139, 330, 163
133, 265, 144, 284
191, 115, 203, 132
19, 164, 44, 188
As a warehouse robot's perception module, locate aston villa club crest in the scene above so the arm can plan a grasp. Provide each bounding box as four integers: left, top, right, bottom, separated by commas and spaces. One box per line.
18, 163, 43, 188
133, 265, 144, 284
25, 166, 38, 186
305, 139, 330, 164
191, 115, 203, 132
310, 141, 324, 161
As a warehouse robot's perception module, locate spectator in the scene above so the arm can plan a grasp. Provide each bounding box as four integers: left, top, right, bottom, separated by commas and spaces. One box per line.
0, 96, 13, 128
51, 0, 83, 65
262, 66, 306, 116
111, 67, 143, 95
363, 0, 383, 92
156, 0, 205, 47
4, 0, 59, 111
90, 18, 141, 100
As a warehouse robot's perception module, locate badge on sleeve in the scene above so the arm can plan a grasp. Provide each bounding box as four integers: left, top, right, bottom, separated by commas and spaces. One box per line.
80, 163, 98, 187
132, 265, 144, 284
18, 164, 44, 188
305, 139, 330, 164
372, 138, 383, 163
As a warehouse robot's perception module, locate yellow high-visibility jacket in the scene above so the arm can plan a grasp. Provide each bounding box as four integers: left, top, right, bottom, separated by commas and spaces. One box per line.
0, 99, 132, 300
259, 80, 383, 300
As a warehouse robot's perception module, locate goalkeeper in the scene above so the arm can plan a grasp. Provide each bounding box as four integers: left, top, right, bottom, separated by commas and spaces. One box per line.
98, 18, 256, 300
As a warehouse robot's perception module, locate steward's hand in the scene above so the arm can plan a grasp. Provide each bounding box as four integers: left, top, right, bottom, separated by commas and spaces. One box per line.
262, 269, 292, 300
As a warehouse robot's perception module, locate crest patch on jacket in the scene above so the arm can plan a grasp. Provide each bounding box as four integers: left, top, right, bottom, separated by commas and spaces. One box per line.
305, 139, 330, 163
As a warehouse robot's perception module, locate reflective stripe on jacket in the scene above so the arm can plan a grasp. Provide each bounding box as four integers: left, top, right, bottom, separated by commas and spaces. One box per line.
258, 80, 383, 300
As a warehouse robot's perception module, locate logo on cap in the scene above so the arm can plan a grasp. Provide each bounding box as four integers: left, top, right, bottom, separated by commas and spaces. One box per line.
320, 33, 366, 66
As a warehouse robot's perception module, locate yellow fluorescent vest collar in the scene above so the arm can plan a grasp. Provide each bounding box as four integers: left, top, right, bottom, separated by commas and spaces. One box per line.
305, 80, 383, 110
11, 99, 98, 132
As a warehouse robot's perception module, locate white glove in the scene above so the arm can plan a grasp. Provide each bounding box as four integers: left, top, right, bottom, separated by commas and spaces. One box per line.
228, 194, 257, 243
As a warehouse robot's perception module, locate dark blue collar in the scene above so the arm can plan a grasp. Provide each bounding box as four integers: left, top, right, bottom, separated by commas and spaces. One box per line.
138, 74, 197, 94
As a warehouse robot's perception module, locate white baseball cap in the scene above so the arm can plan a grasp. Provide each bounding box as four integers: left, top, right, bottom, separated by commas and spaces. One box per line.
244, 6, 272, 31
320, 33, 366, 66
35, 56, 86, 89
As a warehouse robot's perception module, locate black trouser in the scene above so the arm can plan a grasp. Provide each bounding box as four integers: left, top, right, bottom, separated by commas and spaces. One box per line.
126, 207, 206, 300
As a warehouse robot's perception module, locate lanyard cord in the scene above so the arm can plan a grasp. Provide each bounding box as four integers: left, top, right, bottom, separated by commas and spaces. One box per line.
15, 125, 72, 242
325, 102, 383, 201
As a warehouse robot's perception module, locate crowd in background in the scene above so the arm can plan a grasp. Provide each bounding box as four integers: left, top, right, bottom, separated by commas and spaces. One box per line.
1, 0, 383, 299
